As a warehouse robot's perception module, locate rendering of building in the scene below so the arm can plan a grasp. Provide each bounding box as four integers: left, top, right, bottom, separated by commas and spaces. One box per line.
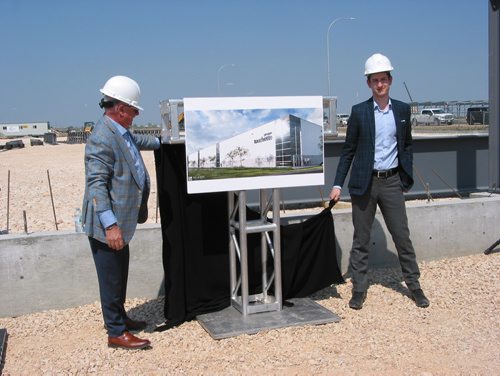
187, 114, 323, 170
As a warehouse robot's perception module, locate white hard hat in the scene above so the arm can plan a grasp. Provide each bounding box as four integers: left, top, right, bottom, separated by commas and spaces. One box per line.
100, 75, 143, 110
364, 53, 394, 76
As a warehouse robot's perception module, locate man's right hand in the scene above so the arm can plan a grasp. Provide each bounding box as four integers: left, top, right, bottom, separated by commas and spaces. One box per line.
105, 225, 125, 250
329, 187, 341, 202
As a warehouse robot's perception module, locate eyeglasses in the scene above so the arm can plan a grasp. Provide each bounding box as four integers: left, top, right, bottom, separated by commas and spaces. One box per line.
370, 77, 389, 85
120, 103, 139, 116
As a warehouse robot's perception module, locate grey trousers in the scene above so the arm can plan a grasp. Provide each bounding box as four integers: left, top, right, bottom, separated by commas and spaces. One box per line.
350, 173, 421, 292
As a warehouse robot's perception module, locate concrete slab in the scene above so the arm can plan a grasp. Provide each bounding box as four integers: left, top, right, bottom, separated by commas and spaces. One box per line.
196, 298, 340, 340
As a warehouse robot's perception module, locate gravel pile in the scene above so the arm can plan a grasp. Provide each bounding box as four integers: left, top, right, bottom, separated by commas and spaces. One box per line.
1, 252, 498, 375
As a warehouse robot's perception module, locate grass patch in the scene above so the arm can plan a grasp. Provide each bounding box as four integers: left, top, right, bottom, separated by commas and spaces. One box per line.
189, 166, 323, 180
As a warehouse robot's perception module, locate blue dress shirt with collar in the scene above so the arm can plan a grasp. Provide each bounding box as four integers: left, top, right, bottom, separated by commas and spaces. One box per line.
373, 99, 398, 171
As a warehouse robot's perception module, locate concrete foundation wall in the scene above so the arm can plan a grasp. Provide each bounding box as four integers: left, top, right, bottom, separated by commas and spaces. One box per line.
1, 225, 163, 318
328, 193, 499, 274
1, 195, 498, 318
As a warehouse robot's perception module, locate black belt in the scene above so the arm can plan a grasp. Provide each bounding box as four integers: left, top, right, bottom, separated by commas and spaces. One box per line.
373, 167, 398, 178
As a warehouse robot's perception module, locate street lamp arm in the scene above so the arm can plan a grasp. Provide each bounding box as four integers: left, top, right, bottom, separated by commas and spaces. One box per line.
217, 63, 236, 94
326, 17, 355, 96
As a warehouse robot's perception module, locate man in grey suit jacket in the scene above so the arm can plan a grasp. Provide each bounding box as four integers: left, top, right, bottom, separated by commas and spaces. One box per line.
329, 54, 429, 310
82, 75, 160, 349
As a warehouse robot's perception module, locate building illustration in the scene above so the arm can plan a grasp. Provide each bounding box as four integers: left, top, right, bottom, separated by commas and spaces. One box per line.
187, 114, 323, 171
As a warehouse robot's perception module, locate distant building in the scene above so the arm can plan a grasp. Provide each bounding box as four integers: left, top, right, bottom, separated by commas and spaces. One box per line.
0, 122, 50, 137
188, 114, 323, 169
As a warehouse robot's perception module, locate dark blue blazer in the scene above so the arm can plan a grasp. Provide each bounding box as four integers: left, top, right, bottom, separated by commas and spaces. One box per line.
333, 97, 414, 196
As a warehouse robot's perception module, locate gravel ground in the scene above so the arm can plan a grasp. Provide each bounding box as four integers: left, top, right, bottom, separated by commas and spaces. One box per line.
1, 252, 499, 375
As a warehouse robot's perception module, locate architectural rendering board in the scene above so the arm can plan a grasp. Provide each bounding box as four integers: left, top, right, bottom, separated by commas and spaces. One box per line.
184, 96, 324, 194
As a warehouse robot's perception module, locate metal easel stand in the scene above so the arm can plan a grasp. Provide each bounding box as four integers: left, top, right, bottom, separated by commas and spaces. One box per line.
229, 189, 282, 315
197, 188, 340, 340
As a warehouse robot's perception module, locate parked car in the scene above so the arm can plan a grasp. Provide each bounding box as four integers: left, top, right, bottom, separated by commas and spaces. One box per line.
466, 106, 489, 125
337, 114, 350, 126
411, 108, 454, 126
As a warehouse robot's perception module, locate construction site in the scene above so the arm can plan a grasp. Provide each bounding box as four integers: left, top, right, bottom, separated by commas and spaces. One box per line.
0, 1, 499, 374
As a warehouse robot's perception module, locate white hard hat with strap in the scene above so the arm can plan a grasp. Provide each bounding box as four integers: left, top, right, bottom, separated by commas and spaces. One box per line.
100, 75, 143, 110
364, 53, 394, 76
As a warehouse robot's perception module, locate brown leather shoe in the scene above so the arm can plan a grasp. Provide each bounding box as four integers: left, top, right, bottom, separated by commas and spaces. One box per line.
108, 331, 151, 350
125, 318, 148, 331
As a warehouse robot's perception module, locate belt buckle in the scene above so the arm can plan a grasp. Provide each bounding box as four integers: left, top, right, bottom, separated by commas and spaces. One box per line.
376, 170, 388, 178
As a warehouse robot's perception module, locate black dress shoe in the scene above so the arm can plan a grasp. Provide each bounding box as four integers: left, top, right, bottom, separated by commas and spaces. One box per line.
108, 331, 151, 350
349, 291, 366, 310
125, 318, 148, 331
411, 288, 430, 308
103, 318, 148, 332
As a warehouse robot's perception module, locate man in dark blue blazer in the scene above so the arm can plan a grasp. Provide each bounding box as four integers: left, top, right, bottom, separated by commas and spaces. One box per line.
82, 76, 160, 349
329, 54, 429, 310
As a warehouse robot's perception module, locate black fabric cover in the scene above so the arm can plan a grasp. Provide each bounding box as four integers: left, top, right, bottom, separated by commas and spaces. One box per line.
280, 206, 344, 298
154, 144, 343, 330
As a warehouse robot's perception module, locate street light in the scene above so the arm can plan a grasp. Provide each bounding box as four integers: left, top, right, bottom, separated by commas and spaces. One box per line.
326, 17, 355, 96
217, 64, 236, 94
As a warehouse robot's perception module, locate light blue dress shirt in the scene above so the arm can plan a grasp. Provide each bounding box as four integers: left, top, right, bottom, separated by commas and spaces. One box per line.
373, 100, 398, 171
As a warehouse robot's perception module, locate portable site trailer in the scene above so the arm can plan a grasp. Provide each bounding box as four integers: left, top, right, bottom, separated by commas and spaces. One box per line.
0, 122, 50, 137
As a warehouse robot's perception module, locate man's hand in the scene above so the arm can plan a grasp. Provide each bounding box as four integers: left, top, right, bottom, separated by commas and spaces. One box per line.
329, 187, 341, 202
105, 225, 125, 250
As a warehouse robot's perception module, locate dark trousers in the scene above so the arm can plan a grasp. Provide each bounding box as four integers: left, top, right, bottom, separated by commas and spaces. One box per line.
350, 173, 421, 292
89, 237, 129, 337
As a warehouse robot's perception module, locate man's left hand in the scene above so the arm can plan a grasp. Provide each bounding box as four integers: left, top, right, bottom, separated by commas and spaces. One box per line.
106, 225, 125, 250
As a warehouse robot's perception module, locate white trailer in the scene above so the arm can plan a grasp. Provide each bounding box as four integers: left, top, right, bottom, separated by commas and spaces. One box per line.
0, 122, 50, 137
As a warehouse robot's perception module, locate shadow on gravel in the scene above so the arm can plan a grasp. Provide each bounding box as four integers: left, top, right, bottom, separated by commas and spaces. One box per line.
309, 285, 343, 300
126, 297, 167, 333
325, 217, 416, 301
366, 218, 416, 299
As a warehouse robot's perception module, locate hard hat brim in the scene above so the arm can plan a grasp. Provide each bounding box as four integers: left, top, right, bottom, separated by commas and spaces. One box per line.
99, 89, 144, 111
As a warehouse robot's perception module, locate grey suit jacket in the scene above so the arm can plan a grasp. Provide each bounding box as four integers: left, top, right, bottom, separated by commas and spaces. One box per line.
82, 116, 158, 244
333, 97, 414, 196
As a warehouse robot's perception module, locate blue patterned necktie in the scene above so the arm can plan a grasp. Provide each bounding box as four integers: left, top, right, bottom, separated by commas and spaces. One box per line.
123, 131, 146, 187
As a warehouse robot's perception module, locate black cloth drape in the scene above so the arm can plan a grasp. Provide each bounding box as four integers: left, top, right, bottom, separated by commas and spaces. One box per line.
154, 144, 343, 330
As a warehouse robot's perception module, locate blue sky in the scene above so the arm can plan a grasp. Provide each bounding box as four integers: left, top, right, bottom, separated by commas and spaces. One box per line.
0, 0, 489, 128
